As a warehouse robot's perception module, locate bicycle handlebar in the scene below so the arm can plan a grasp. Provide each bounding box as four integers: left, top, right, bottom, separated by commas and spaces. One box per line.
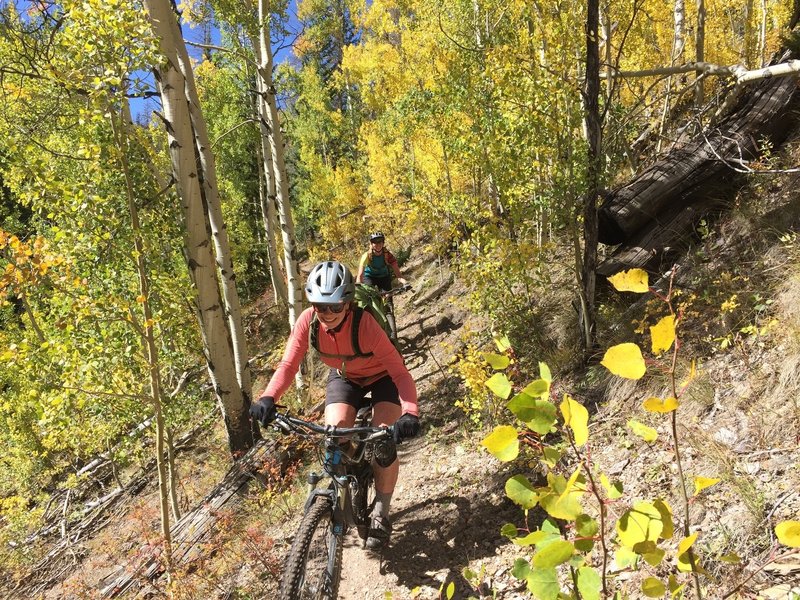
274, 412, 394, 442
379, 283, 412, 298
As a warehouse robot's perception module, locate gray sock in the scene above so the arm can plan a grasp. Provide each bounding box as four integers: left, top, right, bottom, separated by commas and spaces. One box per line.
372, 491, 393, 519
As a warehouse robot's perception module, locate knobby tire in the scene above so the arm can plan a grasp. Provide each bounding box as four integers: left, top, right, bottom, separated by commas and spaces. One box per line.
279, 496, 342, 600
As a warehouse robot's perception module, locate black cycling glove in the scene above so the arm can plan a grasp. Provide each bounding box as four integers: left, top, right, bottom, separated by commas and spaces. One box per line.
394, 413, 421, 443
250, 396, 277, 426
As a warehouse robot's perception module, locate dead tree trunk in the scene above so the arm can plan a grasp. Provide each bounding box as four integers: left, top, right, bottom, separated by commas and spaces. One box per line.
597, 50, 799, 275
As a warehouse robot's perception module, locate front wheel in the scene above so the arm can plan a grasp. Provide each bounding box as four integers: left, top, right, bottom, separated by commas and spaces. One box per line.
279, 496, 342, 600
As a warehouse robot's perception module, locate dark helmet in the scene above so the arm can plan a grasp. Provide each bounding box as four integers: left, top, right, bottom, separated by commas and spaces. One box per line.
305, 261, 355, 304
369, 231, 385, 243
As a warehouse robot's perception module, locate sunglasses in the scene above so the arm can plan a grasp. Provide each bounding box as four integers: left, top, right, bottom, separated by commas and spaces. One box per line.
313, 303, 346, 314
371, 238, 385, 244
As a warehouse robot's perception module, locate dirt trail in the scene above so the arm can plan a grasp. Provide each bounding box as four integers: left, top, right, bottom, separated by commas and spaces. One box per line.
328, 268, 524, 599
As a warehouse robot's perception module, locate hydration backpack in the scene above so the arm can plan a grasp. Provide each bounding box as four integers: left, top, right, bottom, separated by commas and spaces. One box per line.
308, 283, 391, 361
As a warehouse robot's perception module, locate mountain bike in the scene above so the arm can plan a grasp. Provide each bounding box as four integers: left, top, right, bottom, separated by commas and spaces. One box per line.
275, 408, 397, 600
379, 283, 412, 345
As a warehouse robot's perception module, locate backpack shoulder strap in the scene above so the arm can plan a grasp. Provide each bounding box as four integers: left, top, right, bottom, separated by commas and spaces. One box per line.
308, 313, 321, 351
308, 308, 373, 361
351, 307, 367, 357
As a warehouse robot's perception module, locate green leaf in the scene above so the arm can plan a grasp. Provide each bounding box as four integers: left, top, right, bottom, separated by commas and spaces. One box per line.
576, 514, 599, 537
607, 268, 649, 293
533, 539, 574, 568
627, 419, 657, 443
719, 552, 741, 563
539, 471, 584, 521
505, 475, 539, 509
634, 541, 666, 566
511, 558, 531, 581
507, 393, 557, 434
485, 372, 513, 399
494, 334, 512, 352
483, 352, 511, 370
601, 343, 646, 379
575, 514, 598, 553
641, 577, 666, 597
513, 530, 560, 547
446, 581, 455, 599
521, 378, 550, 398
525, 566, 559, 600
616, 502, 664, 548
560, 395, 589, 446
542, 447, 562, 467
501, 523, 518, 539
481, 426, 519, 461
539, 362, 552, 383
576, 567, 602, 600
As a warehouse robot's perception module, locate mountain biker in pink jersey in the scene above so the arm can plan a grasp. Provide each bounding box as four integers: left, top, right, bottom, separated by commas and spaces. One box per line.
250, 260, 420, 549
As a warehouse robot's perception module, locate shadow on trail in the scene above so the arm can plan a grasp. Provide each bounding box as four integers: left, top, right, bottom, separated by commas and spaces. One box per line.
379, 490, 521, 596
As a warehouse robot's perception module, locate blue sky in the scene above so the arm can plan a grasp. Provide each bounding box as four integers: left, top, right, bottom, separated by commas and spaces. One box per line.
131, 5, 300, 122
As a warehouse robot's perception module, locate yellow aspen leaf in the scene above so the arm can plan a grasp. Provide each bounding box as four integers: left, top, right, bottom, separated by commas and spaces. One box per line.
627, 419, 657, 443
601, 343, 646, 379
650, 315, 676, 355
693, 476, 721, 495
560, 394, 589, 446
617, 501, 663, 548
600, 473, 623, 499
678, 532, 698, 555
485, 373, 513, 399
607, 268, 649, 293
136, 294, 146, 303
653, 499, 674, 540
775, 521, 800, 548
481, 426, 519, 462
643, 397, 679, 413
641, 577, 666, 597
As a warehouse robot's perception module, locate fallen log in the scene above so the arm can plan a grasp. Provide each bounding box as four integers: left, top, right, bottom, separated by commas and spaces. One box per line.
98, 437, 283, 598
597, 191, 731, 277
598, 50, 799, 250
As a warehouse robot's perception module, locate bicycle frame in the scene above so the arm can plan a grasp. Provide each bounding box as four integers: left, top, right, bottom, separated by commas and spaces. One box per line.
275, 413, 394, 537
276, 412, 396, 599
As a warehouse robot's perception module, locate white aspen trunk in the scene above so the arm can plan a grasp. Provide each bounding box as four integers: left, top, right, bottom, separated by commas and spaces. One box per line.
759, 0, 767, 67
113, 100, 172, 572
166, 12, 252, 402
472, 0, 482, 47
256, 0, 302, 331
251, 49, 289, 306
658, 0, 685, 151
144, 0, 253, 454
602, 1, 613, 103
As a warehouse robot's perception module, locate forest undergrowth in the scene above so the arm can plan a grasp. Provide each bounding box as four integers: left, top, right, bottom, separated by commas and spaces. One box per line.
4, 140, 800, 599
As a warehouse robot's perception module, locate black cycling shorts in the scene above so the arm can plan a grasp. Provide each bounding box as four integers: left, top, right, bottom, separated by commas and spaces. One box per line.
362, 274, 392, 292
325, 369, 400, 409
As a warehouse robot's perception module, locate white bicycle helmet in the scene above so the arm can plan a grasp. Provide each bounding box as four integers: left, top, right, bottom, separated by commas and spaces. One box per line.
305, 261, 356, 304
